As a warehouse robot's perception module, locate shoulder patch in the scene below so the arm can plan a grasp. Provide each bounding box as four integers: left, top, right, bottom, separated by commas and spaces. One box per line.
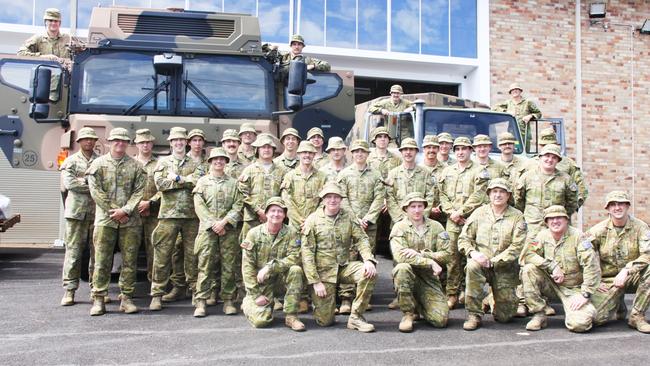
240, 240, 253, 250
581, 240, 593, 250
528, 241, 540, 250
518, 221, 527, 231
431, 175, 437, 184
439, 231, 450, 240
569, 182, 578, 191
479, 169, 490, 180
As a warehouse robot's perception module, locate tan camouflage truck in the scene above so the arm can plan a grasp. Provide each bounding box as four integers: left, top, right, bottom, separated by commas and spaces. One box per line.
0, 6, 355, 171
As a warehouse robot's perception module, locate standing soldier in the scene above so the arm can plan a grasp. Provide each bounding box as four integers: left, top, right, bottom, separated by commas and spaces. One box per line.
279, 34, 331, 72
439, 136, 490, 309
192, 148, 242, 317
60, 127, 99, 306
87, 128, 145, 316
149, 127, 202, 311
458, 178, 526, 330
368, 85, 414, 116
237, 123, 258, 165
319, 136, 348, 182
588, 191, 650, 333
134, 129, 159, 283
306, 127, 329, 169
493, 83, 542, 143
367, 126, 401, 180
521, 206, 600, 332
274, 128, 301, 170
437, 133, 455, 165
497, 131, 527, 181
390, 192, 450, 332
221, 129, 247, 180
421, 135, 446, 179
241, 197, 306, 331
302, 183, 378, 332
473, 134, 508, 181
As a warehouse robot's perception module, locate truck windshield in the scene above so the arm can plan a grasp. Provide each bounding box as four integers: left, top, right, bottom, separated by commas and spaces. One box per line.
423, 109, 523, 154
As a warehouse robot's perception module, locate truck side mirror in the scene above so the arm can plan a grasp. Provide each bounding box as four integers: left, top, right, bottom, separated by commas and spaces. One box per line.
286, 93, 303, 111
287, 57, 307, 95
29, 103, 49, 119
30, 67, 51, 104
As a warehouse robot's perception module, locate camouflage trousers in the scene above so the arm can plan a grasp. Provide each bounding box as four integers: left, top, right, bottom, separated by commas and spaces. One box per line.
393, 263, 448, 327
516, 222, 545, 306
91, 225, 141, 298
311, 262, 376, 327
141, 216, 158, 282
465, 259, 519, 321
151, 218, 199, 296
62, 218, 95, 290
194, 227, 241, 301
444, 223, 465, 296
338, 225, 376, 301
592, 266, 650, 325
242, 265, 304, 328
522, 263, 597, 332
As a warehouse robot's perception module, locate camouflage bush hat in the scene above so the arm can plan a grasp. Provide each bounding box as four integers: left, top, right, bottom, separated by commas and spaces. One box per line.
390, 84, 404, 94
437, 132, 453, 143
371, 126, 391, 142
539, 144, 562, 161
487, 178, 512, 193
604, 190, 631, 209
251, 133, 277, 149
497, 131, 517, 145
290, 34, 305, 46
296, 140, 317, 153
207, 147, 230, 163
306, 127, 324, 140
187, 128, 206, 140
401, 192, 428, 211
453, 136, 473, 149
265, 196, 287, 213
472, 134, 492, 146
76, 127, 98, 142
399, 138, 419, 151
220, 129, 240, 143
422, 135, 439, 147
508, 83, 523, 93
539, 128, 558, 145
107, 127, 131, 142
167, 126, 188, 141
239, 123, 257, 136
280, 128, 301, 142
134, 128, 155, 143
543, 205, 569, 221
44, 8, 61, 21
325, 136, 346, 152
350, 139, 370, 152
318, 183, 344, 199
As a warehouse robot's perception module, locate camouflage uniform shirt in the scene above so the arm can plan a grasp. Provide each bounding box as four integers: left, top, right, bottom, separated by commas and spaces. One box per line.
154, 154, 203, 219
368, 98, 413, 114
367, 149, 401, 179
337, 165, 385, 224
18, 33, 82, 59
386, 165, 439, 222
438, 161, 489, 228
390, 218, 451, 268
61, 151, 98, 220
238, 161, 285, 221
588, 216, 650, 278
281, 168, 327, 227
193, 174, 242, 232
514, 167, 578, 227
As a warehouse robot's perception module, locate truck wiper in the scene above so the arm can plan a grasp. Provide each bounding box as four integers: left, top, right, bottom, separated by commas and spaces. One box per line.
124, 80, 170, 116
183, 79, 225, 118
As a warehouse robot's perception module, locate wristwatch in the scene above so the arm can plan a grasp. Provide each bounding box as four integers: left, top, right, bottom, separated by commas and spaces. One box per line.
581, 292, 591, 299
175, 175, 181, 182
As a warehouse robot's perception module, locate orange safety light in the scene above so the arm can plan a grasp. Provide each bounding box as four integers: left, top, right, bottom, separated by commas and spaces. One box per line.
57, 148, 69, 168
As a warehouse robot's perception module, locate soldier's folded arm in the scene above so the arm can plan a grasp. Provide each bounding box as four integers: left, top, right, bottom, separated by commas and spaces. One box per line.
225, 190, 243, 227
460, 175, 488, 216
300, 220, 321, 284
362, 177, 385, 224
425, 171, 440, 209
352, 219, 375, 264
422, 230, 451, 266
62, 161, 90, 193
154, 163, 180, 191
457, 214, 478, 258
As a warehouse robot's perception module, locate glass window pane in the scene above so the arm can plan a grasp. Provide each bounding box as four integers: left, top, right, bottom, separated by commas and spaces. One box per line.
35, 0, 71, 28
224, 0, 256, 15
358, 0, 386, 51
188, 1, 222, 12
286, 73, 341, 108
259, 0, 290, 44
0, 61, 60, 93
390, 0, 418, 53
299, 0, 324, 47
325, 0, 355, 48
421, 0, 448, 56
451, 0, 477, 58
78, 1, 114, 29
0, 3, 33, 25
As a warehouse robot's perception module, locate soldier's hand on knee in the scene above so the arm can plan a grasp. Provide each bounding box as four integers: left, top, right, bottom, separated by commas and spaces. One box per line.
257, 266, 270, 284
255, 295, 270, 306
551, 266, 565, 284
313, 282, 327, 298
363, 260, 377, 279
613, 268, 629, 288
568, 294, 588, 311
470, 251, 491, 268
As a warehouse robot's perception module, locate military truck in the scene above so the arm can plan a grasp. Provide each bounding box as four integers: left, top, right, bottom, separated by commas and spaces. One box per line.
0, 6, 355, 171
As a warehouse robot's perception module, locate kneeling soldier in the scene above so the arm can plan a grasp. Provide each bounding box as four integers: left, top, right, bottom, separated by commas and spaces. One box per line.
241, 197, 305, 331
390, 192, 450, 332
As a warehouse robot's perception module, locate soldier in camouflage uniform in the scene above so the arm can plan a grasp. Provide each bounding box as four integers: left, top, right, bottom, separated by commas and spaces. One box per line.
588, 191, 650, 333
473, 134, 508, 181
134, 129, 160, 283
458, 178, 526, 330
368, 85, 414, 115
319, 136, 348, 182
192, 148, 243, 317
241, 197, 306, 331
221, 129, 246, 180
306, 127, 329, 169
390, 192, 451, 332
87, 128, 146, 316
439, 136, 490, 309
273, 128, 301, 170
421, 135, 446, 178
302, 183, 378, 332
279, 34, 331, 72
60, 127, 99, 306
493, 83, 542, 143
238, 133, 285, 244
497, 131, 527, 183
437, 132, 455, 165
367, 126, 401, 180
522, 205, 600, 332
237, 123, 257, 165
281, 141, 327, 232
149, 127, 204, 311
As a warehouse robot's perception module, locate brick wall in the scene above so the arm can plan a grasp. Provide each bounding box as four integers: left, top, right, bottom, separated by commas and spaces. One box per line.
490, 0, 650, 228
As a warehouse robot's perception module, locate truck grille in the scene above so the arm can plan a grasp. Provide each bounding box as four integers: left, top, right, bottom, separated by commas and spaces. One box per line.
117, 14, 235, 39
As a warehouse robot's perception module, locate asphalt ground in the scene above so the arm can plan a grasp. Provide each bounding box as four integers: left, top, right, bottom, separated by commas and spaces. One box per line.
0, 247, 648, 366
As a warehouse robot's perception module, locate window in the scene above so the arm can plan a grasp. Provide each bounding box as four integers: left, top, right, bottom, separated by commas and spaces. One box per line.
390, 0, 419, 53
285, 73, 342, 109
299, 0, 325, 47
325, 0, 355, 48
421, 0, 449, 56
358, 0, 387, 51
259, 0, 290, 44
0, 60, 61, 94
451, 0, 477, 58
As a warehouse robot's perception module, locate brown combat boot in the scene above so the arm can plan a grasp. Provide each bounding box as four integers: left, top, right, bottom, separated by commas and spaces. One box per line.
61, 290, 75, 306
543, 305, 556, 316
398, 312, 415, 333
347, 314, 375, 333
285, 314, 306, 332
447, 295, 458, 310
515, 304, 528, 318
194, 299, 207, 318
388, 297, 399, 310
339, 299, 352, 315
149, 296, 162, 311
206, 291, 217, 306
273, 300, 284, 311
298, 299, 310, 314
119, 296, 139, 314
526, 312, 547, 331
223, 300, 238, 315
162, 286, 187, 302
90, 296, 105, 316
463, 314, 482, 331
628, 309, 650, 333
